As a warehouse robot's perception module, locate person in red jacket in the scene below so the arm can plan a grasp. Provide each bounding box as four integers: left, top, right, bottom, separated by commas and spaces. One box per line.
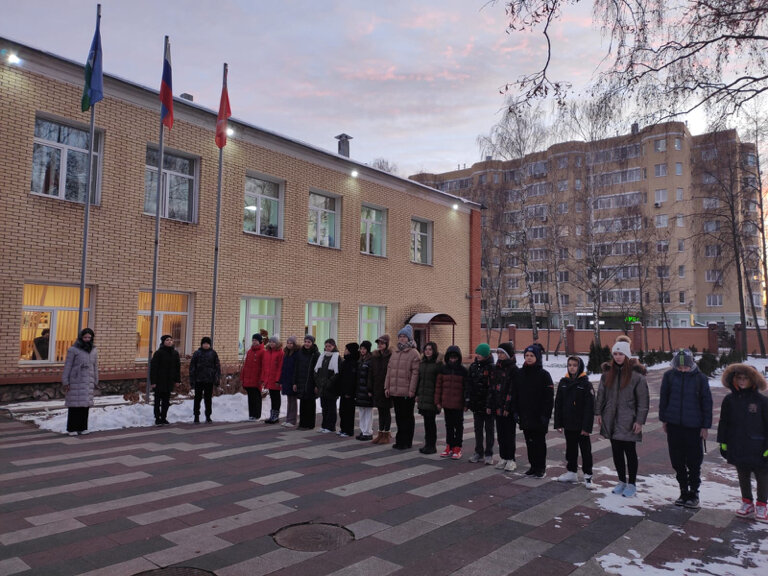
261, 336, 284, 424
241, 333, 266, 421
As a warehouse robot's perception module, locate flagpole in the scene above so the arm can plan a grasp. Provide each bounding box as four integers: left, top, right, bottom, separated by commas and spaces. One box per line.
211, 63, 227, 347
78, 3, 101, 331
146, 35, 170, 405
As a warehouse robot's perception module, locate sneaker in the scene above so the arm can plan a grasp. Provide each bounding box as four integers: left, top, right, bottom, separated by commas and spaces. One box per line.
584, 475, 595, 490
249, 417, 257, 421
484, 455, 494, 466
282, 422, 295, 428
524, 468, 535, 476
339, 432, 350, 438
737, 499, 755, 517
674, 492, 687, 507
155, 418, 163, 426
78, 430, 90, 435
357, 434, 373, 441
419, 446, 437, 454
392, 444, 408, 451
533, 469, 546, 479
319, 428, 332, 434
451, 447, 463, 460
504, 460, 517, 472
205, 417, 212, 423
194, 416, 200, 424
68, 431, 78, 437
683, 494, 700, 509
622, 484, 637, 498
612, 482, 627, 495
495, 459, 507, 470
557, 471, 579, 483
440, 446, 452, 458
468, 453, 482, 463
161, 419, 170, 425
755, 503, 768, 523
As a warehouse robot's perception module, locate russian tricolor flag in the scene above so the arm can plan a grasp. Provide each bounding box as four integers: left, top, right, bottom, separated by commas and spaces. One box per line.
160, 40, 173, 130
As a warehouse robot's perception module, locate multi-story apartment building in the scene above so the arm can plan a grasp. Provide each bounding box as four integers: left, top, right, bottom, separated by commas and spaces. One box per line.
412, 122, 763, 335
0, 38, 482, 386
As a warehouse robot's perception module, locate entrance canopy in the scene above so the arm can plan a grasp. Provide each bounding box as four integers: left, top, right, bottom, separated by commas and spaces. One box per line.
408, 313, 456, 345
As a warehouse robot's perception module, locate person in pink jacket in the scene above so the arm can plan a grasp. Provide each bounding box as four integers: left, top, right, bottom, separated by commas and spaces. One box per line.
261, 336, 284, 424
385, 324, 421, 450
240, 333, 265, 421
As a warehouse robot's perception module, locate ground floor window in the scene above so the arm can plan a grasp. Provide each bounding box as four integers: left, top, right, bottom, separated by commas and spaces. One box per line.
239, 297, 281, 356
136, 292, 190, 358
359, 305, 385, 343
306, 301, 338, 343
20, 284, 91, 363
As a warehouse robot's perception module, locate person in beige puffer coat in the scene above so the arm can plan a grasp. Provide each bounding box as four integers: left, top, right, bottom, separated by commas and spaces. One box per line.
385, 324, 421, 450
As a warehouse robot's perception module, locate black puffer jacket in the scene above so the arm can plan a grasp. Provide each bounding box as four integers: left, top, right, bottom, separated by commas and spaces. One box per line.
293, 345, 320, 400
189, 348, 220, 387
554, 358, 594, 433
150, 345, 181, 394
488, 357, 518, 416
355, 353, 374, 407
466, 355, 494, 412
516, 360, 554, 431
659, 364, 712, 429
717, 364, 768, 469
338, 350, 360, 398
369, 348, 392, 407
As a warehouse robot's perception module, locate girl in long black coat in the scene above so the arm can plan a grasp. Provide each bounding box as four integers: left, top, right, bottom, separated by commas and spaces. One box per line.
516, 344, 554, 478
337, 343, 360, 437
293, 336, 320, 429
150, 334, 181, 425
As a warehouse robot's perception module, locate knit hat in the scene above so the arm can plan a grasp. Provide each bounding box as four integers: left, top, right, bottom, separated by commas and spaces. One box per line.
269, 336, 280, 345
160, 334, 173, 344
360, 340, 373, 353
303, 334, 316, 344
672, 349, 695, 369
475, 343, 491, 358
497, 342, 515, 359
397, 324, 414, 342
252, 333, 263, 343
611, 339, 632, 358
523, 344, 542, 365
346, 342, 360, 355
286, 335, 298, 345
201, 336, 212, 347
375, 334, 390, 346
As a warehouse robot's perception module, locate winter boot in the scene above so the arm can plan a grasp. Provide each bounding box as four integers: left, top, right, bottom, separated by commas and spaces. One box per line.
379, 431, 391, 444
266, 410, 279, 424
371, 431, 383, 444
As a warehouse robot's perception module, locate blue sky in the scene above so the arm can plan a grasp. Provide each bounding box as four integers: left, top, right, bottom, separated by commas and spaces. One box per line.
1, 0, 606, 177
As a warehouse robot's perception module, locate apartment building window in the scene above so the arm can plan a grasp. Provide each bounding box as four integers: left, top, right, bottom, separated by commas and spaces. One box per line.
706, 269, 723, 283
244, 175, 282, 238
678, 265, 685, 278
239, 297, 281, 356
705, 244, 721, 257
658, 291, 671, 303
360, 205, 386, 256
144, 148, 197, 222
574, 178, 582, 191
746, 153, 757, 166
560, 294, 570, 305
558, 270, 569, 282
493, 173, 499, 184
657, 266, 670, 278
655, 214, 668, 228
676, 214, 685, 227
657, 241, 669, 253
674, 138, 682, 150
702, 173, 717, 184
308, 192, 339, 248
676, 187, 684, 201
675, 162, 683, 176
702, 197, 719, 209
655, 163, 667, 177
704, 220, 720, 233
31, 117, 100, 203
20, 284, 91, 363
678, 239, 685, 252
556, 202, 568, 214
531, 226, 548, 239
410, 218, 433, 264
136, 291, 190, 358
559, 248, 569, 260
557, 179, 568, 192
306, 301, 338, 342
359, 305, 385, 343
679, 291, 686, 304
532, 292, 549, 304
654, 189, 668, 204
654, 139, 666, 152
707, 294, 723, 307
478, 174, 486, 185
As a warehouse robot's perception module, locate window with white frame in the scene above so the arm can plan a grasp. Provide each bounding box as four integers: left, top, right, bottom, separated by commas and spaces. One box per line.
679, 291, 686, 304
654, 139, 666, 152
706, 269, 723, 283
705, 244, 721, 257
655, 163, 667, 177
557, 202, 568, 214
655, 214, 668, 228
679, 265, 685, 278
560, 293, 570, 305
704, 220, 720, 233
136, 291, 190, 358
707, 294, 723, 307
657, 266, 670, 278
657, 241, 669, 253
702, 197, 720, 209
674, 138, 682, 150
676, 214, 684, 227
244, 175, 283, 238
411, 218, 432, 264
675, 162, 683, 176
746, 153, 757, 166
532, 292, 549, 304
308, 192, 339, 248
31, 117, 100, 203
574, 178, 582, 191
557, 157, 568, 169
752, 293, 763, 308
239, 297, 281, 357
654, 189, 668, 204
557, 179, 568, 192
678, 239, 685, 252
557, 270, 569, 282
360, 205, 386, 256
359, 305, 385, 343
306, 301, 338, 342
676, 187, 684, 201
144, 148, 197, 222
658, 291, 671, 303
20, 284, 91, 363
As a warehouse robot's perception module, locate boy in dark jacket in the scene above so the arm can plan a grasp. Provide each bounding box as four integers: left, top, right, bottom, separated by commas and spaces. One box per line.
190, 337, 221, 424
150, 334, 181, 426
466, 343, 496, 464
487, 342, 518, 472
554, 356, 595, 488
516, 344, 554, 478
717, 363, 768, 522
294, 335, 320, 429
435, 345, 467, 460
659, 349, 713, 508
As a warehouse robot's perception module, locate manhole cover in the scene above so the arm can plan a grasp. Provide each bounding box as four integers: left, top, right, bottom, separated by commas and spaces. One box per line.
273, 522, 354, 551
132, 568, 215, 576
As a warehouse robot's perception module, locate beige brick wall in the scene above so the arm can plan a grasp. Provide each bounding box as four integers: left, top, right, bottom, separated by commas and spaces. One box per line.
0, 42, 478, 379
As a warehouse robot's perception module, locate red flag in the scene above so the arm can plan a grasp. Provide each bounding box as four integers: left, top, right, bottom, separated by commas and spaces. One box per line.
160, 39, 173, 130
215, 64, 231, 148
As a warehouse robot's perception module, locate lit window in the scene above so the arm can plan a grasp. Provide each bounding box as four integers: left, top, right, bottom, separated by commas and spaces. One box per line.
306, 301, 338, 342
20, 284, 91, 363
31, 117, 100, 203
244, 175, 282, 238
411, 218, 433, 264
359, 305, 385, 343
239, 297, 281, 356
136, 292, 190, 358
144, 148, 197, 222
308, 192, 340, 248
360, 205, 387, 256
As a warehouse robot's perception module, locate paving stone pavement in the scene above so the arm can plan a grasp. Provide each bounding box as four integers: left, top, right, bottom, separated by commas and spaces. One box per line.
0, 371, 764, 576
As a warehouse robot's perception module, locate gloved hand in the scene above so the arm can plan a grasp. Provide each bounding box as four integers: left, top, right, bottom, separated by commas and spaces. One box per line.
720, 443, 728, 459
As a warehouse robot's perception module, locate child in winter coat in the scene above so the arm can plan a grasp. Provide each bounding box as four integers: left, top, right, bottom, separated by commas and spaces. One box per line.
294, 335, 320, 430
516, 344, 554, 478
261, 336, 284, 424
717, 363, 768, 522
435, 345, 467, 459
240, 334, 265, 421
466, 343, 496, 464
487, 342, 518, 472
279, 336, 299, 427
554, 356, 595, 489
659, 349, 713, 508
315, 338, 341, 433
596, 335, 649, 498
355, 341, 374, 441
416, 342, 442, 454
337, 342, 360, 437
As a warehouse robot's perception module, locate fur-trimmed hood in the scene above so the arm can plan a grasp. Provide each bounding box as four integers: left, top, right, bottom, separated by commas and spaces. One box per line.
601, 358, 647, 376
721, 363, 767, 392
